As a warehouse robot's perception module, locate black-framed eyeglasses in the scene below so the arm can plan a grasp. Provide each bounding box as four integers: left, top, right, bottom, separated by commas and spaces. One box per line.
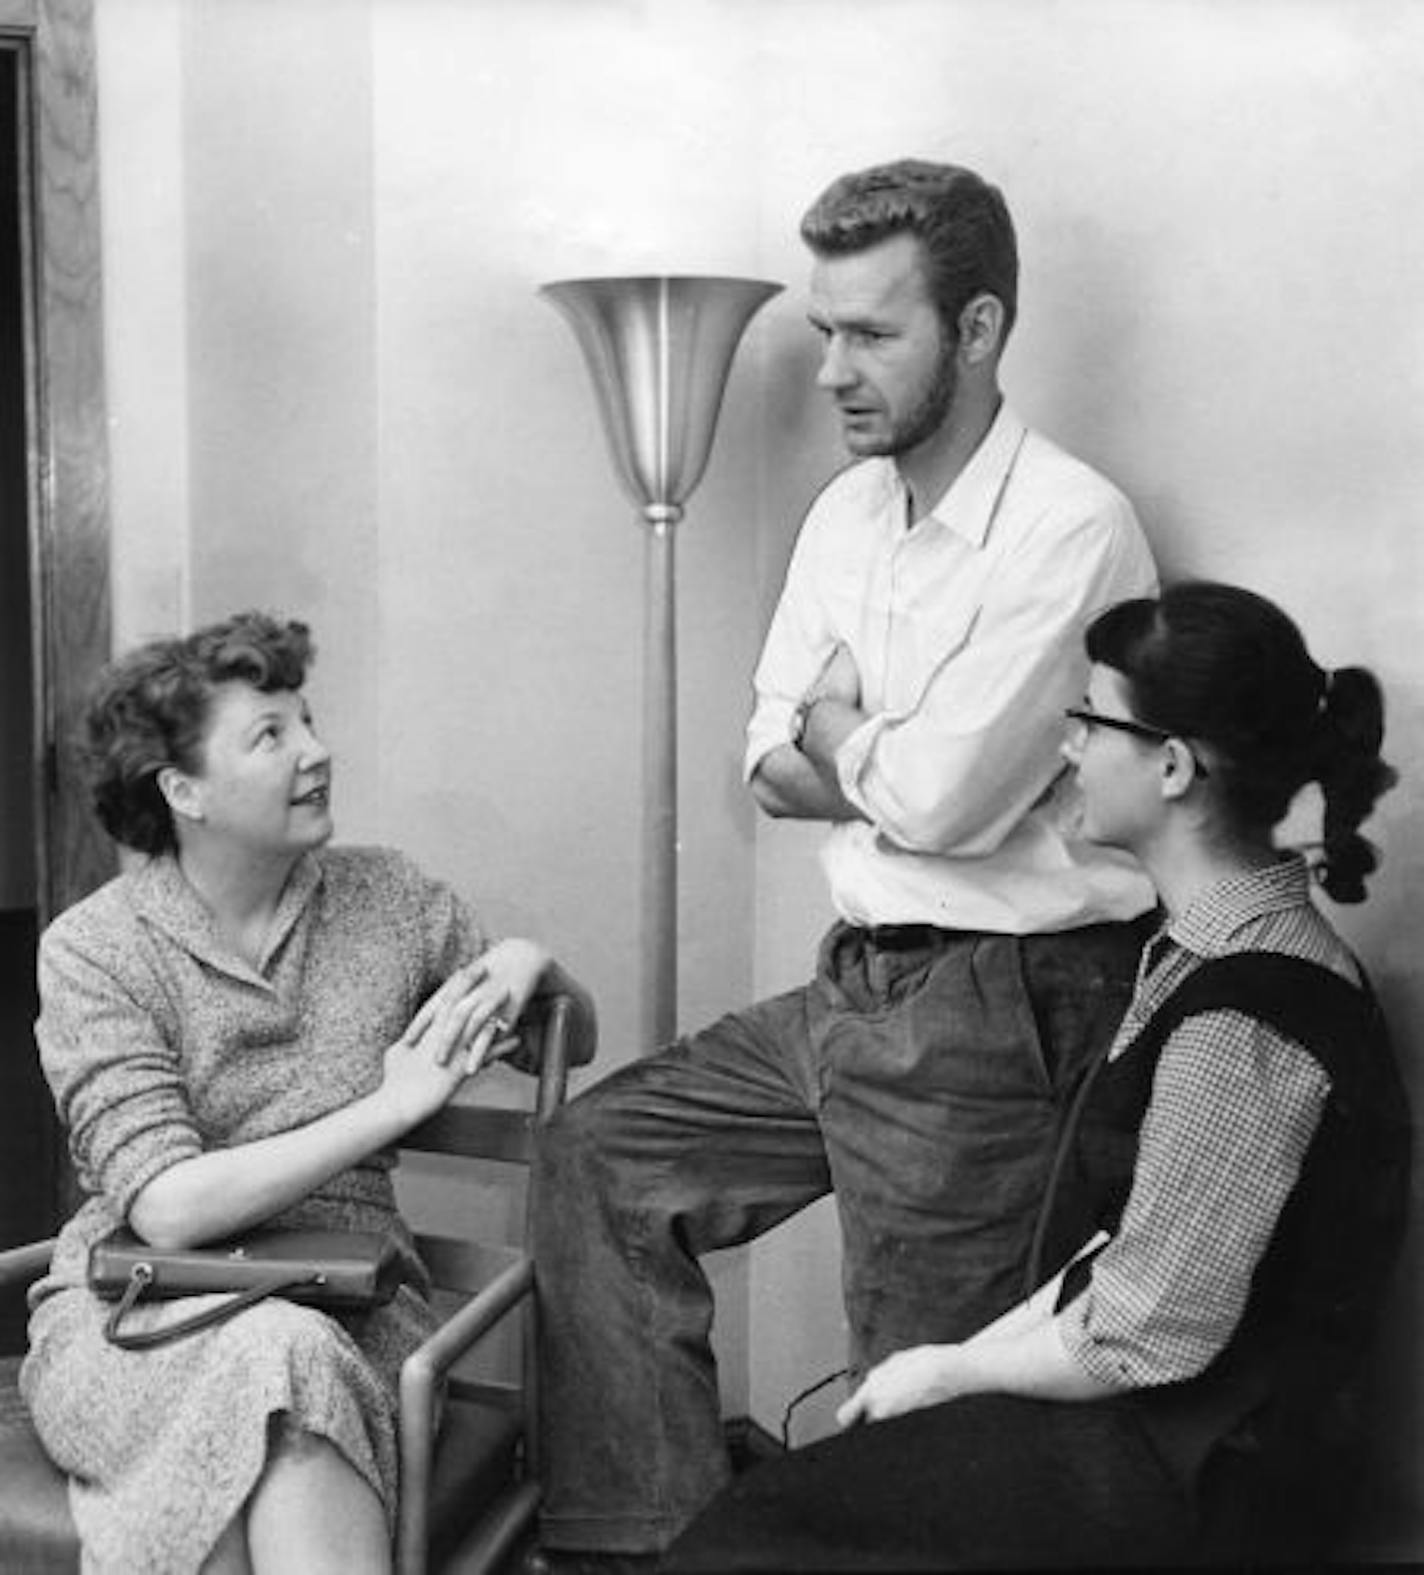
1064, 706, 1210, 777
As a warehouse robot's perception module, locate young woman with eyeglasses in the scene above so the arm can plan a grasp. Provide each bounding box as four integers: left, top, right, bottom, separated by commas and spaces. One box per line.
664, 580, 1409, 1572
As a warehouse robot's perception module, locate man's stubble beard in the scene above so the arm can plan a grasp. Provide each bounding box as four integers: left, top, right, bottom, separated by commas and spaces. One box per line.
861, 340, 960, 460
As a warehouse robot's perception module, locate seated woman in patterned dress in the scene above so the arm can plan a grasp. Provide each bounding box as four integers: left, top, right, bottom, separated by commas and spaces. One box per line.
21, 611, 589, 1575
665, 581, 1409, 1572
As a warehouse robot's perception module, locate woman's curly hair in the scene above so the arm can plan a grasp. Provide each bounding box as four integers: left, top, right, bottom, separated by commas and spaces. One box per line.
83, 611, 314, 855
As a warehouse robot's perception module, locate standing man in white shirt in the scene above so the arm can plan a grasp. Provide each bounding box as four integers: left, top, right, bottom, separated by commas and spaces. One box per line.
532, 159, 1159, 1572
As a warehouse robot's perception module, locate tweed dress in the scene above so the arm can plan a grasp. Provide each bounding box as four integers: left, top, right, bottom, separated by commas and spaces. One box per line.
22, 845, 483, 1573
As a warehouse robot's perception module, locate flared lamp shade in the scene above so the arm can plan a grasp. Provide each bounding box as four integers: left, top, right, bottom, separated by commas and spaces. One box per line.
540, 275, 782, 514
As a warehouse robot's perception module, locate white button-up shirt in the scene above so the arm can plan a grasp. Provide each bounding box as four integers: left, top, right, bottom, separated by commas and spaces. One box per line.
745, 405, 1158, 932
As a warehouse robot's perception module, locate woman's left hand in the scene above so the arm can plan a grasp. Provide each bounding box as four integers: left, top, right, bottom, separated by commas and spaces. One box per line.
404, 938, 553, 1076
836, 1343, 967, 1428
463, 938, 552, 1069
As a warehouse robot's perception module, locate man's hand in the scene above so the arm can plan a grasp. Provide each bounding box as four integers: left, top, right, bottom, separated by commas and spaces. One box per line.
750, 644, 871, 823
751, 745, 863, 822
836, 1343, 966, 1428
807, 643, 861, 709
799, 645, 867, 773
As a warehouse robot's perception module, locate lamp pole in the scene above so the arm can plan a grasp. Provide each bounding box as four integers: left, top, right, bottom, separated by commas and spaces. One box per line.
541, 275, 781, 1049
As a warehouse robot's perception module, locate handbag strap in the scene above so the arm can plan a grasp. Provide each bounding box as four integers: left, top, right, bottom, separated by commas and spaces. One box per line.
103, 1261, 327, 1350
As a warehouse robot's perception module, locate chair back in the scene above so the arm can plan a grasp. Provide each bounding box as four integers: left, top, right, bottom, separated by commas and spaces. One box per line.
401, 989, 577, 1398
395, 987, 592, 1573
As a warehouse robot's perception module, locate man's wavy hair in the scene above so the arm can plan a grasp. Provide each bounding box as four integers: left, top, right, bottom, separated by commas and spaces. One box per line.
83, 611, 314, 855
800, 159, 1019, 343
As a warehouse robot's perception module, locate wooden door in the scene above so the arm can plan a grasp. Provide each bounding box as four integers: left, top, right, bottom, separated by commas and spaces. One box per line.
0, 0, 112, 1321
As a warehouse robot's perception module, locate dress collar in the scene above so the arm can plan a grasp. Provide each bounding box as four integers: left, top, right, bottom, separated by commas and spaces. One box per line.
129, 850, 324, 984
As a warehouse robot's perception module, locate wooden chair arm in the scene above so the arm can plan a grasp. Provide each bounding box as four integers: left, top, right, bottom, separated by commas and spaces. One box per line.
404, 984, 589, 1155
509, 973, 597, 1075
0, 1239, 55, 1288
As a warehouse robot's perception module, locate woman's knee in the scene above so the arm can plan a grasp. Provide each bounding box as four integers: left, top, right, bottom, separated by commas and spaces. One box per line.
247, 1424, 390, 1574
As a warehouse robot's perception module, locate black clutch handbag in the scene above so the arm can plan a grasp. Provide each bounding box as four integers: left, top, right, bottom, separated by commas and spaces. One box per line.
88, 1226, 402, 1350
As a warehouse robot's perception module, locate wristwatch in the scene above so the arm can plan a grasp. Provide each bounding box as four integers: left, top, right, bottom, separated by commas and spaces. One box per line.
789, 695, 816, 752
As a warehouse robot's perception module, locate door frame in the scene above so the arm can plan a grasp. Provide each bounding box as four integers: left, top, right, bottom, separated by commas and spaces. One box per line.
1, 0, 113, 923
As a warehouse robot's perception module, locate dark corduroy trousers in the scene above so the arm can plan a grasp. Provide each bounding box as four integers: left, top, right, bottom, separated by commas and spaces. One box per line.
532, 918, 1148, 1555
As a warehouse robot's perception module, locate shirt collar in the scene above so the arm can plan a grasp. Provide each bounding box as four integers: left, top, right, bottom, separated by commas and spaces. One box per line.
130, 849, 324, 984
1163, 853, 1315, 960
914, 402, 1027, 549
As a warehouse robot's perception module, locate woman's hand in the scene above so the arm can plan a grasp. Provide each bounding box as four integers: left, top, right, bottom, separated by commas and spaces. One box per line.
469, 938, 553, 1053
378, 964, 489, 1129
836, 1310, 1118, 1427
836, 1343, 967, 1428
396, 939, 553, 1086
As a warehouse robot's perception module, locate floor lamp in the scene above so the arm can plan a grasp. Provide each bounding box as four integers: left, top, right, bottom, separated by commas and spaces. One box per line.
540, 274, 781, 1050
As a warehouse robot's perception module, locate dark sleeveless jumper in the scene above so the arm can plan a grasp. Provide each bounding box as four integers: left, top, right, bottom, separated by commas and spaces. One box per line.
1032, 950, 1412, 1494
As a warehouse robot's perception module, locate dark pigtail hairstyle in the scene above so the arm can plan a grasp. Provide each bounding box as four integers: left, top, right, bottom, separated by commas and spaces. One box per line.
1085, 582, 1396, 903
1314, 667, 1397, 902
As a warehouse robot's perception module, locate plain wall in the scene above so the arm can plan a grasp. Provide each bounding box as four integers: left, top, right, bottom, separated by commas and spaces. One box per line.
92, 0, 1423, 1552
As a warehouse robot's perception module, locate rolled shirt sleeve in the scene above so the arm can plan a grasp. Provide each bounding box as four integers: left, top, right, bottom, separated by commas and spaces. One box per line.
743, 511, 845, 783
833, 496, 1152, 855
